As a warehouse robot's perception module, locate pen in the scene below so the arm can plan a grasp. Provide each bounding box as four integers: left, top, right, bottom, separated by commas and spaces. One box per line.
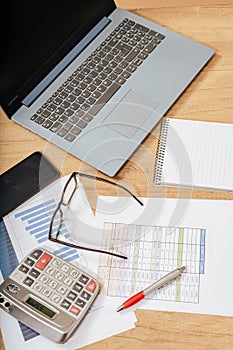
116, 266, 186, 312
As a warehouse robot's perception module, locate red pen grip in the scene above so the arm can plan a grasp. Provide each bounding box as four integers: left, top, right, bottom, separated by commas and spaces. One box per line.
123, 292, 144, 309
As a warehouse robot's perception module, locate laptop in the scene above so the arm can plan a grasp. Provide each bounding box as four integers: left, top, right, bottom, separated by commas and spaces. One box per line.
0, 0, 214, 177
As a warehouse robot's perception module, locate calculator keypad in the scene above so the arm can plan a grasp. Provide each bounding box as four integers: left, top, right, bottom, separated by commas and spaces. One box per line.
12, 249, 98, 318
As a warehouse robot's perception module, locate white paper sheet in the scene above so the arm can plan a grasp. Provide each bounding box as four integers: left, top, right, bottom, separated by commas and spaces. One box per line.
96, 197, 233, 317
0, 176, 136, 350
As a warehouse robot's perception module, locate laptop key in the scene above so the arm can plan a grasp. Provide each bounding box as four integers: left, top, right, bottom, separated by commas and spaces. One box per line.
65, 133, 76, 142
57, 128, 68, 137
77, 120, 87, 129
58, 116, 68, 123
82, 114, 93, 122
144, 42, 157, 53
125, 48, 140, 62
71, 126, 82, 136
30, 114, 38, 121
50, 122, 62, 133
42, 120, 53, 129
88, 83, 121, 116
35, 116, 45, 124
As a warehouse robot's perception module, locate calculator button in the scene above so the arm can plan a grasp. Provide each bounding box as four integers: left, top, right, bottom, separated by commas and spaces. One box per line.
70, 305, 81, 316
29, 268, 40, 279
33, 283, 43, 293
46, 267, 56, 276
23, 277, 34, 287
51, 258, 61, 268
78, 274, 89, 285
39, 274, 50, 284
51, 293, 61, 303
19, 265, 30, 274
67, 291, 77, 301
70, 269, 80, 279
63, 277, 73, 287
55, 272, 65, 281
60, 299, 71, 310
61, 264, 70, 273
48, 280, 58, 289
85, 279, 97, 293
42, 288, 52, 298
35, 253, 52, 270
75, 298, 86, 308
73, 283, 83, 293
30, 250, 43, 260
13, 272, 24, 282
80, 291, 91, 300
57, 285, 68, 295
24, 257, 35, 267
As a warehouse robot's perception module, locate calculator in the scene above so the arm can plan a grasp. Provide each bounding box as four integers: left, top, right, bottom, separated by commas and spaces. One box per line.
0, 248, 100, 343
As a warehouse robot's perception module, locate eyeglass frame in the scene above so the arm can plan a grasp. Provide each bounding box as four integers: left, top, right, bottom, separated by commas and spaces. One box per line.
48, 172, 143, 259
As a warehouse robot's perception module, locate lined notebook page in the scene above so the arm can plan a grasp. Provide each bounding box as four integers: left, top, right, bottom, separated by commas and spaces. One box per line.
154, 118, 233, 191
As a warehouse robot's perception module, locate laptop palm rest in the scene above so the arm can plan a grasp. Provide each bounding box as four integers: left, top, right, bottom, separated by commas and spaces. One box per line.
102, 89, 159, 138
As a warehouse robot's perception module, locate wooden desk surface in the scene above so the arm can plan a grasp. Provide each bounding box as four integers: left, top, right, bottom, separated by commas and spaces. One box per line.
1, 1, 233, 349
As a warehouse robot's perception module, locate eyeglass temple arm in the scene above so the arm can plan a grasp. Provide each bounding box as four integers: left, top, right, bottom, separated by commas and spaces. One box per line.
74, 172, 144, 206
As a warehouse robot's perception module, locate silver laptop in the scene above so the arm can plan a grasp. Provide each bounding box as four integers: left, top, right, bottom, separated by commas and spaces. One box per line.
0, 0, 214, 177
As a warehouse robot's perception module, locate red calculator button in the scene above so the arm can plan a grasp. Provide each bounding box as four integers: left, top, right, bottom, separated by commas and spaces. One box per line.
70, 305, 81, 316
85, 279, 96, 293
35, 253, 52, 270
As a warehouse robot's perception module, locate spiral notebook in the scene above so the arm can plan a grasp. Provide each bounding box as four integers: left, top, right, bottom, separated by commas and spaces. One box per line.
153, 118, 233, 191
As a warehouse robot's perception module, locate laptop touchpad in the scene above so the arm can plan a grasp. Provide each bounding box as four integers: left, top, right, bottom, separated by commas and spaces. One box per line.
102, 89, 159, 138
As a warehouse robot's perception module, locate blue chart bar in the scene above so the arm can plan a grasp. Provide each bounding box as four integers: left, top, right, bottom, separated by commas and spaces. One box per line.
14, 198, 79, 262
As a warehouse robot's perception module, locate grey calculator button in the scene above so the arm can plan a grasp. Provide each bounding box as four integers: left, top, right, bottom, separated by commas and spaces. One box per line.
60, 299, 71, 310
57, 285, 68, 295
24, 257, 35, 267
55, 272, 65, 281
67, 291, 77, 301
13, 272, 24, 282
46, 267, 56, 276
19, 265, 29, 274
51, 293, 61, 303
78, 274, 89, 285
61, 264, 70, 273
51, 258, 61, 268
29, 268, 40, 279
48, 280, 58, 289
23, 277, 34, 287
30, 250, 43, 260
73, 283, 83, 293
42, 288, 52, 298
81, 291, 91, 300
69, 269, 80, 279
33, 283, 43, 293
39, 274, 50, 283
63, 277, 73, 287
75, 298, 86, 308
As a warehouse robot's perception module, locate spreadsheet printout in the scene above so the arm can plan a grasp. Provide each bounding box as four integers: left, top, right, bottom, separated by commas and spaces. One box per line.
98, 223, 205, 304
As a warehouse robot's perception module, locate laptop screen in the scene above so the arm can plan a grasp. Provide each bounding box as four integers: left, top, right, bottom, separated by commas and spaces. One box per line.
0, 0, 115, 116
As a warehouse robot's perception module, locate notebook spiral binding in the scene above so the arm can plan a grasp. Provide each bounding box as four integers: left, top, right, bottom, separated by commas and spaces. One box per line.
153, 118, 170, 185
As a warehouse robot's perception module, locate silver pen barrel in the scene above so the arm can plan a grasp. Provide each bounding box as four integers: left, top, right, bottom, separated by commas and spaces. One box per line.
142, 266, 186, 296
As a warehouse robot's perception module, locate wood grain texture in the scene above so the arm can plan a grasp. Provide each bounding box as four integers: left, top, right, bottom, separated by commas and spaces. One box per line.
0, 1, 233, 349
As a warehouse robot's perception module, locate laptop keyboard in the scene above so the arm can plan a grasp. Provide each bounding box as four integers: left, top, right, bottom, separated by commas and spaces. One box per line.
31, 18, 165, 142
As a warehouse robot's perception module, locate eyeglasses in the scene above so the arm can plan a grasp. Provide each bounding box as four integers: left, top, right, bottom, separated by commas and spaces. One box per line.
48, 172, 143, 259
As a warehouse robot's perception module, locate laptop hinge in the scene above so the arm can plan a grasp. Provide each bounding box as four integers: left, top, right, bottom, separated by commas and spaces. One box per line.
22, 16, 111, 107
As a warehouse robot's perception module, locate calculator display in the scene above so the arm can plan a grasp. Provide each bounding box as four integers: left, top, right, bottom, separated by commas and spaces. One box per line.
26, 297, 56, 318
